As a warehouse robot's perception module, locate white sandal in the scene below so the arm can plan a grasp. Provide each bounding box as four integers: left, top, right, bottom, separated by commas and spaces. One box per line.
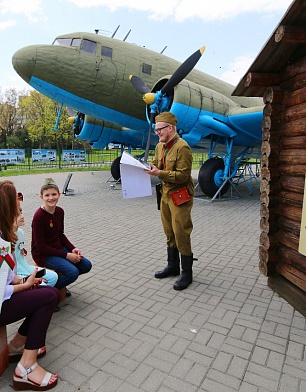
13, 362, 58, 391
8, 341, 46, 363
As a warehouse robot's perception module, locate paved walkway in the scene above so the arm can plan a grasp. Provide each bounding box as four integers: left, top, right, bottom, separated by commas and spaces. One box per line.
0, 171, 305, 392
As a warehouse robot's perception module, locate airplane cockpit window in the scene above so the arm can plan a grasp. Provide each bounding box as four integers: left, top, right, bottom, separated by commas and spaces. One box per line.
81, 39, 96, 55
53, 38, 72, 46
102, 46, 112, 59
71, 38, 81, 47
142, 63, 152, 75
53, 38, 81, 48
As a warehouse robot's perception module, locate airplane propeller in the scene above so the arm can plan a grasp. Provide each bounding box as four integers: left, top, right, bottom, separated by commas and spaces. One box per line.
130, 46, 205, 161
129, 75, 151, 95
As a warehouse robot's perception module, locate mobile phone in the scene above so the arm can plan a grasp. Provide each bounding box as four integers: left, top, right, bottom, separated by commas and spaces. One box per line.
22, 268, 46, 283
36, 268, 46, 278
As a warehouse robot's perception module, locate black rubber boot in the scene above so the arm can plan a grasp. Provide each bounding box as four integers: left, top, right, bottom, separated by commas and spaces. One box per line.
173, 254, 193, 290
154, 247, 180, 279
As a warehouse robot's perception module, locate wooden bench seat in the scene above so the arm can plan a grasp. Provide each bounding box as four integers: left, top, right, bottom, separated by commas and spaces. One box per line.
0, 326, 8, 375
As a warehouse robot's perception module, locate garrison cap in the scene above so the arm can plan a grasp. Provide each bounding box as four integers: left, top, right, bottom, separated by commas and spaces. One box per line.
44, 178, 57, 186
155, 112, 178, 126
40, 178, 60, 194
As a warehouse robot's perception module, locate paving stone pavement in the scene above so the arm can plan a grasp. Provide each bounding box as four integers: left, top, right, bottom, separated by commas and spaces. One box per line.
0, 170, 305, 392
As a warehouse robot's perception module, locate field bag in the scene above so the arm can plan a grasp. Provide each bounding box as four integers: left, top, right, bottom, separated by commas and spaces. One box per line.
169, 186, 191, 206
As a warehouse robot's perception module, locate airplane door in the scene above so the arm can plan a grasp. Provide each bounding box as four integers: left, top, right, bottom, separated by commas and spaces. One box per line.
94, 58, 117, 95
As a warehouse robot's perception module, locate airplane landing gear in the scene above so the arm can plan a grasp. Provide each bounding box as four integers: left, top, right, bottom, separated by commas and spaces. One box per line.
198, 157, 230, 197
110, 156, 121, 181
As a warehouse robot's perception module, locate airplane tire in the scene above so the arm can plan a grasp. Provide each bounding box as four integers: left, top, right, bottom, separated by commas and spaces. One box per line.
110, 156, 121, 181
198, 157, 230, 197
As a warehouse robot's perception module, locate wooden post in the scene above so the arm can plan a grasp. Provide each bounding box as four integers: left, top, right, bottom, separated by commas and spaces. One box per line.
0, 326, 8, 375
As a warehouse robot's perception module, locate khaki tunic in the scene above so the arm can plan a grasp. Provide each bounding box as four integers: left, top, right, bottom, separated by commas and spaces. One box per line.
151, 134, 194, 256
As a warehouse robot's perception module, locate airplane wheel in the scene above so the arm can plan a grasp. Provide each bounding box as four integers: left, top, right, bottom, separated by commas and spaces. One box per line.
111, 156, 121, 181
198, 157, 230, 197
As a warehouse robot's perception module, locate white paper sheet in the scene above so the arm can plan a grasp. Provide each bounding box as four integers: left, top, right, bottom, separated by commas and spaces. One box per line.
120, 152, 152, 199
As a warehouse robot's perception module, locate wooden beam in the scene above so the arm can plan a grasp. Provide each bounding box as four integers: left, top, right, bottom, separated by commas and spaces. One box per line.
245, 72, 282, 88
275, 25, 306, 43
268, 274, 306, 317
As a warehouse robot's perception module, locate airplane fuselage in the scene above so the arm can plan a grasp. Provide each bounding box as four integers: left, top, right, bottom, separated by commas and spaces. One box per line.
12, 31, 263, 150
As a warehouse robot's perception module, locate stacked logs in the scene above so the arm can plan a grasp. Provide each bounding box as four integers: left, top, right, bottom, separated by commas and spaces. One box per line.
259, 57, 306, 292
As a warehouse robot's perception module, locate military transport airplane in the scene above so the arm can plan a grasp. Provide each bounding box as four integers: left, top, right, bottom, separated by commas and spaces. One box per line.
12, 31, 263, 198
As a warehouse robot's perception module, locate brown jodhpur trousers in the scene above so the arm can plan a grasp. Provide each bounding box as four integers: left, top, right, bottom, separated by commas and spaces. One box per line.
160, 196, 193, 256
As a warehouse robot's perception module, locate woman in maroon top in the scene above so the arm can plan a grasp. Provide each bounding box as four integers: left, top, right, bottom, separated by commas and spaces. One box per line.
31, 179, 92, 291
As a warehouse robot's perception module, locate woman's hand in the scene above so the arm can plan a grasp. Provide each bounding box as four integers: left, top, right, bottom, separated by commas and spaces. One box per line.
24, 269, 42, 289
13, 269, 42, 293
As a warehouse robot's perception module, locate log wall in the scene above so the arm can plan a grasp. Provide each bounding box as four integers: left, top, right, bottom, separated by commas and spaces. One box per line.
260, 58, 306, 293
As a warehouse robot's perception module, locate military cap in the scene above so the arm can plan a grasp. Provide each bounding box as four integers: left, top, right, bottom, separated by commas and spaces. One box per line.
44, 178, 57, 185
155, 112, 178, 126
40, 178, 59, 194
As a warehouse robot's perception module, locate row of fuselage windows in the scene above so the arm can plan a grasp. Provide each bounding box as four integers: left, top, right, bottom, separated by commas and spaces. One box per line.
53, 37, 152, 75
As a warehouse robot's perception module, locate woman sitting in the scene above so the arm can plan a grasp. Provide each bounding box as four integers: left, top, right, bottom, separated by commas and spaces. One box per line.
0, 180, 60, 391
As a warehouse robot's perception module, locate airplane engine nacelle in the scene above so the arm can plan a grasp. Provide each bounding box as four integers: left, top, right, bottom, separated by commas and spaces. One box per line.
149, 77, 241, 147
171, 78, 239, 130
148, 76, 239, 132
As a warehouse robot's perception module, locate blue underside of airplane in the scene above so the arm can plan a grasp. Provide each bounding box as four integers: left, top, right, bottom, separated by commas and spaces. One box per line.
30, 76, 262, 150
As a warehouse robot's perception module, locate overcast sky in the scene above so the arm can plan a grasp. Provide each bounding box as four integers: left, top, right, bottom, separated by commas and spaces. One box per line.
0, 0, 293, 93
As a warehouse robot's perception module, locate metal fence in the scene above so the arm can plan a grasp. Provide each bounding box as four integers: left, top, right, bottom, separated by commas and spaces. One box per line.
0, 149, 209, 173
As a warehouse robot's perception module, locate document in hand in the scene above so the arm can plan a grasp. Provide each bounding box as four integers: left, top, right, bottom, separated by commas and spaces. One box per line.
120, 151, 153, 199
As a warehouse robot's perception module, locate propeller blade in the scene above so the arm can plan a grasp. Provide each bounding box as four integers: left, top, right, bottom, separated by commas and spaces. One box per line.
67, 107, 75, 117
129, 75, 151, 94
161, 46, 205, 94
143, 112, 155, 162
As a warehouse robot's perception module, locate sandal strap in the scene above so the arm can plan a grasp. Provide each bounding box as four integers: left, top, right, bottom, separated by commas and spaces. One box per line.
17, 362, 38, 378
40, 371, 53, 387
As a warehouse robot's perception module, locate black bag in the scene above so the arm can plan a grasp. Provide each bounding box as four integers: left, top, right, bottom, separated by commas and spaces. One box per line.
156, 183, 162, 210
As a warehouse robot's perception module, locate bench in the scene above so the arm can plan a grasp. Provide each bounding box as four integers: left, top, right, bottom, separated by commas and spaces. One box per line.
0, 326, 8, 375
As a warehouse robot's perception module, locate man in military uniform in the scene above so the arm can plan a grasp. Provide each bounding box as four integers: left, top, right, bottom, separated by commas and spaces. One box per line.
145, 112, 194, 290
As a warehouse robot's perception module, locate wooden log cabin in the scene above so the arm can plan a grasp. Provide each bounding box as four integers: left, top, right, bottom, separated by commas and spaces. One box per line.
233, 0, 306, 316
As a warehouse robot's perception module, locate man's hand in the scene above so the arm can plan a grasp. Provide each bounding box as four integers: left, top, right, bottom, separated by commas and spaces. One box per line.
144, 164, 160, 177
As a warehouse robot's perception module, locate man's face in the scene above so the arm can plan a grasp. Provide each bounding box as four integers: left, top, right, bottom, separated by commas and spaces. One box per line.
154, 122, 173, 143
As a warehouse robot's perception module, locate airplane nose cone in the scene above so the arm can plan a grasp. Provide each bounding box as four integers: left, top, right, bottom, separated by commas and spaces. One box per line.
12, 46, 36, 84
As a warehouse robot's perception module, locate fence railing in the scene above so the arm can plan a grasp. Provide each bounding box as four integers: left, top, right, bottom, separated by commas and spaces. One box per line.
0, 149, 209, 173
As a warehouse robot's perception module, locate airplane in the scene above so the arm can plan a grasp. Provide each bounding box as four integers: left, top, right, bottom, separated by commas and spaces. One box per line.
12, 30, 264, 198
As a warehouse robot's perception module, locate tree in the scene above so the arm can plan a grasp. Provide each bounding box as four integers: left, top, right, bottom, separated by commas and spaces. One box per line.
0, 88, 89, 150
18, 91, 72, 149
0, 88, 26, 148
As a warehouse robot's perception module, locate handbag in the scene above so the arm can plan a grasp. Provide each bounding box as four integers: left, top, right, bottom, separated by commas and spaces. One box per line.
156, 183, 162, 210
169, 186, 191, 206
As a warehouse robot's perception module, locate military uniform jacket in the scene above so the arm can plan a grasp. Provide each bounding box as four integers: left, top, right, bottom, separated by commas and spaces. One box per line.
151, 134, 194, 198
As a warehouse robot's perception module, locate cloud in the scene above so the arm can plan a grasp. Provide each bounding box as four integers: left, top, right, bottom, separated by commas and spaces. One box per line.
66, 0, 292, 21
219, 53, 255, 85
0, 0, 44, 22
0, 19, 16, 30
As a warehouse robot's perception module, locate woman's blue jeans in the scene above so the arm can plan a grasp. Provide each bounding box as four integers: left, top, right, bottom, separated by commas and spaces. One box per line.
44, 248, 92, 290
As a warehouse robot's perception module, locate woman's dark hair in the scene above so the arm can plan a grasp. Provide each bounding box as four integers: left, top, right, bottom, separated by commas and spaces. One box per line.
0, 180, 19, 249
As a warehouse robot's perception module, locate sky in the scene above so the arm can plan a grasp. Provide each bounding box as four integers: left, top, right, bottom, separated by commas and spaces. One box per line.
0, 0, 294, 93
